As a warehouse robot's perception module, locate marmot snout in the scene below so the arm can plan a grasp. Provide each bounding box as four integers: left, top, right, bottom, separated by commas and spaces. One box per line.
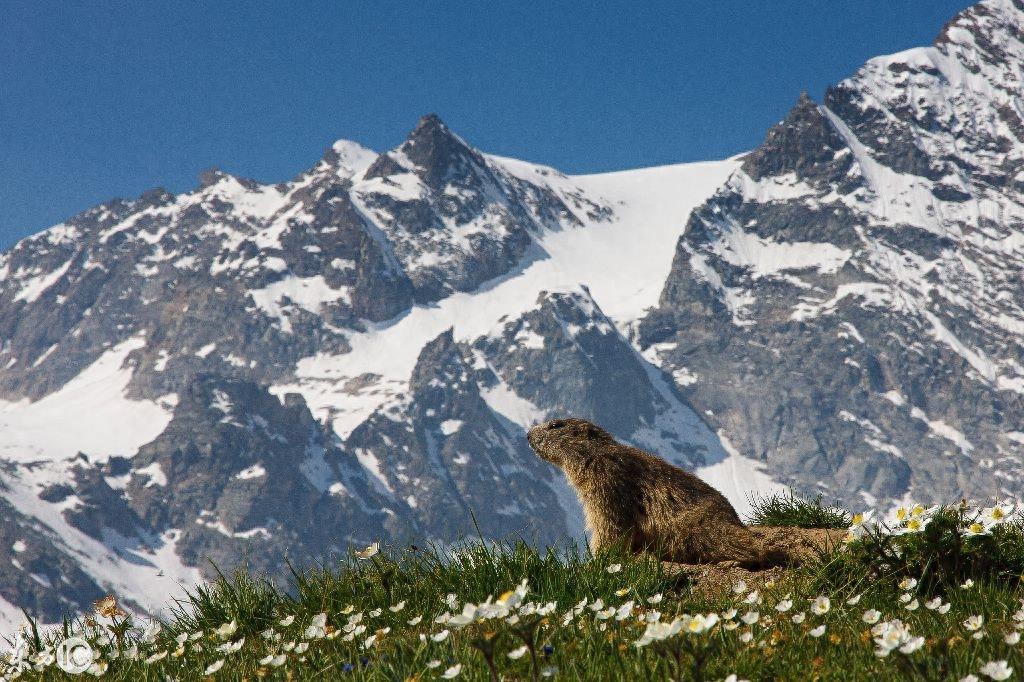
528, 417, 788, 569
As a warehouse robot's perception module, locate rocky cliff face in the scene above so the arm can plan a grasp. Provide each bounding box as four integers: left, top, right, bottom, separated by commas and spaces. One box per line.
0, 111, 714, 626
640, 0, 1024, 508
2, 0, 1023, 629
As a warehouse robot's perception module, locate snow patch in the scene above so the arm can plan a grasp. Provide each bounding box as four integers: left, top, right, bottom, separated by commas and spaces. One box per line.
0, 336, 173, 464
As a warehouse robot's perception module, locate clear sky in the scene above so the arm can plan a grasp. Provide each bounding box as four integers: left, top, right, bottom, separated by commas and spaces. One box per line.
1, 0, 972, 249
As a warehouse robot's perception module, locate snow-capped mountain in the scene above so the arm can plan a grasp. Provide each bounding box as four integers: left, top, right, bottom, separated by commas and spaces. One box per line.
2, 0, 1022, 630
0, 114, 739, 627
640, 0, 1024, 509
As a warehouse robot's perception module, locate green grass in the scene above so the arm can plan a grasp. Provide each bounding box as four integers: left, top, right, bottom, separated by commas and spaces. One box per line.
6, 496, 1024, 680
746, 490, 850, 529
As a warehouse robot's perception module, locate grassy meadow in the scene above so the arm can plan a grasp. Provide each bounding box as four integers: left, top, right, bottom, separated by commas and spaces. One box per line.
4, 494, 1024, 680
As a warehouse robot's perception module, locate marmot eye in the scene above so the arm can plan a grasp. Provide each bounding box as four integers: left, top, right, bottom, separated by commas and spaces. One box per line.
548, 419, 567, 429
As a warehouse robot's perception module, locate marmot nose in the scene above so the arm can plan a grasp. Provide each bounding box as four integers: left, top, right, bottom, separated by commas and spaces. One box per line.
526, 425, 543, 445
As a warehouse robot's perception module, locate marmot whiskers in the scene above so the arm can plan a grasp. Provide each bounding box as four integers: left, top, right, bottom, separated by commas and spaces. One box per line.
527, 417, 787, 569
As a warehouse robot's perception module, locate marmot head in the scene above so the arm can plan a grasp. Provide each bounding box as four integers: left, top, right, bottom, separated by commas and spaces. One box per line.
527, 417, 617, 467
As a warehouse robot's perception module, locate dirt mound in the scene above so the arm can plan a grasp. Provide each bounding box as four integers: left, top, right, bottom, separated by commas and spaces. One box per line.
661, 526, 845, 596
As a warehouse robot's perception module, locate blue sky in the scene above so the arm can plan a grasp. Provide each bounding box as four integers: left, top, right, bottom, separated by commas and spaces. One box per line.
1, 0, 971, 248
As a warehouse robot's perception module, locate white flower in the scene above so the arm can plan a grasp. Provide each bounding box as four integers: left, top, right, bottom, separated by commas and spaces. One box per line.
961, 676, 980, 682
431, 629, 450, 642
87, 661, 110, 676
792, 612, 806, 624
615, 601, 634, 621
850, 510, 875, 528
145, 650, 167, 664
899, 593, 913, 604
897, 517, 930, 534
809, 624, 826, 638
448, 604, 478, 628
964, 615, 984, 632
905, 599, 919, 611
899, 578, 918, 591
981, 504, 1014, 526
965, 522, 991, 537
741, 611, 759, 625
355, 542, 380, 559
647, 594, 663, 605
739, 630, 753, 643
909, 504, 936, 519
900, 636, 925, 654
508, 645, 528, 660
924, 597, 942, 610
811, 596, 830, 615
278, 615, 295, 627
873, 619, 919, 657
721, 608, 737, 620
1005, 631, 1020, 645
775, 599, 793, 613
589, 598, 605, 612
442, 663, 463, 679
141, 621, 162, 644
408, 616, 423, 626
606, 564, 622, 574
684, 613, 720, 634
732, 580, 747, 594
368, 608, 383, 618
980, 660, 1013, 680
846, 594, 862, 606
938, 603, 952, 614
541, 666, 557, 678
862, 609, 881, 624
724, 676, 750, 682
389, 600, 406, 613
743, 590, 761, 605
215, 620, 238, 639
962, 579, 975, 589
426, 660, 441, 669
205, 660, 225, 675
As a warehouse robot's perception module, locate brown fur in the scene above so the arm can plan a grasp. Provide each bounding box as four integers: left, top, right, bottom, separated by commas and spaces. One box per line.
527, 417, 788, 569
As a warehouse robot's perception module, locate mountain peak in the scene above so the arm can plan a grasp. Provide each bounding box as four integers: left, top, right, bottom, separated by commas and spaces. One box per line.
741, 91, 850, 182
936, 0, 1024, 49
398, 114, 481, 188
319, 139, 378, 179
410, 112, 448, 136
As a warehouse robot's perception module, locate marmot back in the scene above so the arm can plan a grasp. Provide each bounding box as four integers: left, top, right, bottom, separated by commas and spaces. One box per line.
527, 417, 787, 569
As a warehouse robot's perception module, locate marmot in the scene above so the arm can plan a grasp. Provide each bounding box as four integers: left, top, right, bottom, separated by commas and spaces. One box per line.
527, 417, 787, 569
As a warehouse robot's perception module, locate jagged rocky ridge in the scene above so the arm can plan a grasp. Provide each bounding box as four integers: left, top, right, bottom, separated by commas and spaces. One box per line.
2, 0, 1024, 627
0, 114, 726, 624
640, 0, 1024, 507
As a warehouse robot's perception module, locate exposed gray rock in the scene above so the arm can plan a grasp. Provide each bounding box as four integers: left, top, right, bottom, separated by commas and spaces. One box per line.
640, 0, 1024, 508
